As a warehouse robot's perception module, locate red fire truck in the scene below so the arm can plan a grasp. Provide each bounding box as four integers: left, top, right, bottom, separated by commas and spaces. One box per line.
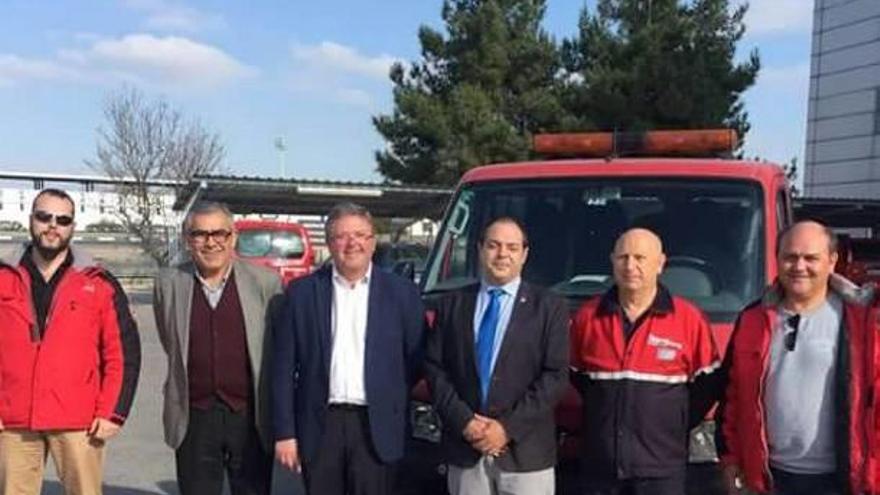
403, 129, 793, 494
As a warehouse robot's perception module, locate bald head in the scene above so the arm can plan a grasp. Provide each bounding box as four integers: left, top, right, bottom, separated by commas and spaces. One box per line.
778, 221, 837, 256
611, 228, 666, 297
613, 228, 664, 257
777, 220, 839, 306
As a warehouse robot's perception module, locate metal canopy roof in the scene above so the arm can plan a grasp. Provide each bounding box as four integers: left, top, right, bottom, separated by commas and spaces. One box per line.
172, 174, 880, 231
173, 175, 454, 219
793, 197, 880, 231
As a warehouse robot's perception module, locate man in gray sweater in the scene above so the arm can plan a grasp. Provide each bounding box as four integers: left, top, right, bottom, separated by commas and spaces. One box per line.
718, 221, 877, 495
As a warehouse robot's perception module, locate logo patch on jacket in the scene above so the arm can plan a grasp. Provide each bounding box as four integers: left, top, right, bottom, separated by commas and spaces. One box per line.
647, 333, 683, 361
83, 284, 96, 293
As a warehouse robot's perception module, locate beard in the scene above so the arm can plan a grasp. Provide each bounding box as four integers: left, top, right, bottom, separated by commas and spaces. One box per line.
31, 229, 72, 261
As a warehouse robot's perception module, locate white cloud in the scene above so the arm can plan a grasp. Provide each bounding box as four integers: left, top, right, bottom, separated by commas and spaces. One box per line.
0, 55, 77, 86
290, 41, 398, 80
122, 0, 225, 33
85, 34, 255, 87
0, 34, 255, 90
742, 0, 813, 36
286, 41, 400, 108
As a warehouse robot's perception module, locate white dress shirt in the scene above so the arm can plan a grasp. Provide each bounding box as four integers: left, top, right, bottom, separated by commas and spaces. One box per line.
328, 263, 372, 405
194, 264, 233, 310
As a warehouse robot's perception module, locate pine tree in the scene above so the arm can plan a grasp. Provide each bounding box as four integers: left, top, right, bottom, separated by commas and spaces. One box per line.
560, 0, 760, 145
373, 0, 569, 185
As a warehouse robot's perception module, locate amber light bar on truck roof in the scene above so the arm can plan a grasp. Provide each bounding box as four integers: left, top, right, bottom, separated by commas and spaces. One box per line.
532, 129, 738, 158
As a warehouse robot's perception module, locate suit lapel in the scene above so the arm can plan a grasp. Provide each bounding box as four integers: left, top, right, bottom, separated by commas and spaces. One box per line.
492, 282, 530, 376
233, 262, 263, 379
176, 264, 194, 366
315, 267, 333, 379
364, 269, 382, 388
459, 285, 480, 379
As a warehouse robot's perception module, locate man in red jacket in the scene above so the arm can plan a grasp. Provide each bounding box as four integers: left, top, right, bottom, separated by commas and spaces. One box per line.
718, 221, 877, 495
0, 188, 141, 494
570, 228, 721, 495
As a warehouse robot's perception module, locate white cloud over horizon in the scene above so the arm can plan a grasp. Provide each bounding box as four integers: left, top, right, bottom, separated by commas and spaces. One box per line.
290, 41, 399, 81
0, 34, 255, 90
287, 41, 400, 108
0, 54, 80, 86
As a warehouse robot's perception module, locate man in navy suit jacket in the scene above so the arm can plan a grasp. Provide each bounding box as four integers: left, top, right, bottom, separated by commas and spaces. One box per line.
426, 216, 570, 495
272, 202, 425, 495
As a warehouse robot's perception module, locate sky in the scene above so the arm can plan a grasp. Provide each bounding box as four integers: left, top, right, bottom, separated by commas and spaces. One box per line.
0, 0, 814, 183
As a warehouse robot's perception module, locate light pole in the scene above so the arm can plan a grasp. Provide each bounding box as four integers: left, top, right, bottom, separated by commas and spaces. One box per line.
274, 136, 288, 178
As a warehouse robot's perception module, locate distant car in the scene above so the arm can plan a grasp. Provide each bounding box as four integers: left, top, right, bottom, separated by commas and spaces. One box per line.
0, 220, 24, 232
85, 221, 125, 233
234, 220, 315, 286
372, 242, 429, 283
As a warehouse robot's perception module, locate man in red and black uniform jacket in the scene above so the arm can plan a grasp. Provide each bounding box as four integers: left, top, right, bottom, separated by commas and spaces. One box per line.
0, 188, 141, 494
570, 228, 721, 495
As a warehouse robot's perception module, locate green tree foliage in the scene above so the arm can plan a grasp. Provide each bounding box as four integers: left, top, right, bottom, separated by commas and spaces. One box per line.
561, 0, 760, 143
373, 0, 569, 185
376, 0, 761, 185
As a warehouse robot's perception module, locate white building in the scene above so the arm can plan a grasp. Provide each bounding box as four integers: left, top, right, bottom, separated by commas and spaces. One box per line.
804, 0, 880, 198
0, 186, 178, 230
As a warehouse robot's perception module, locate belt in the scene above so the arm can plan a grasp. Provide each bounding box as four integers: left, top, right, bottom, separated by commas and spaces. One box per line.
328, 403, 367, 411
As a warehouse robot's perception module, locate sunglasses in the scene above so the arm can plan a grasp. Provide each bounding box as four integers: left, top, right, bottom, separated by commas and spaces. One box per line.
784, 314, 800, 351
33, 210, 74, 227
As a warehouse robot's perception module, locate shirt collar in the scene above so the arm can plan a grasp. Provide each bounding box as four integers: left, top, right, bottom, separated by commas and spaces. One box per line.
480, 276, 521, 298
598, 284, 674, 315
20, 245, 74, 282
194, 263, 234, 291
332, 262, 373, 288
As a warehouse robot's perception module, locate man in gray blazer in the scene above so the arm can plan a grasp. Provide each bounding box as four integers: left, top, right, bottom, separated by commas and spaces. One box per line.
153, 201, 283, 495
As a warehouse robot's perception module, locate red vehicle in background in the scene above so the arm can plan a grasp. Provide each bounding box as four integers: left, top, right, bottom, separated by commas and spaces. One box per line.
234, 219, 315, 285
837, 235, 880, 285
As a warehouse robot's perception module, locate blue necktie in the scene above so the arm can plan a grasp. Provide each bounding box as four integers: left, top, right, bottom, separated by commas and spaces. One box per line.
476, 288, 503, 406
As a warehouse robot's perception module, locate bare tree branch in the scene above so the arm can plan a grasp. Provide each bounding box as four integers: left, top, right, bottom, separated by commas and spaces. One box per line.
86, 86, 226, 266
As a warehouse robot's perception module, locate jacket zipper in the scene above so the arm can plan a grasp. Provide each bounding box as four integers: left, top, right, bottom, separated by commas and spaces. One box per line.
8, 264, 40, 342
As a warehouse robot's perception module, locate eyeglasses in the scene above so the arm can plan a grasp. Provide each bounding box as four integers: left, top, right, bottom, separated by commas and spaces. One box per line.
331, 232, 374, 244
784, 314, 800, 351
32, 210, 74, 227
188, 229, 233, 244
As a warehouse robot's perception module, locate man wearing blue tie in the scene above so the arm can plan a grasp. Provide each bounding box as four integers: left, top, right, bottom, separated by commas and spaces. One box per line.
425, 216, 570, 495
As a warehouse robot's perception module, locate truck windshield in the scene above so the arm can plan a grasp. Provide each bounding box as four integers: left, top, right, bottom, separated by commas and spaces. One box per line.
236, 229, 305, 259
422, 178, 765, 323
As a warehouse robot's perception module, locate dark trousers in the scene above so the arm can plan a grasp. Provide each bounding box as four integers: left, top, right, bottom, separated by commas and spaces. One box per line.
770, 467, 842, 495
302, 404, 395, 495
175, 401, 273, 495
580, 472, 685, 495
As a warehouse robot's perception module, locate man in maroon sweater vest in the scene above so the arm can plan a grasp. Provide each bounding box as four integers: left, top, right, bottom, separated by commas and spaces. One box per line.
153, 201, 283, 495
